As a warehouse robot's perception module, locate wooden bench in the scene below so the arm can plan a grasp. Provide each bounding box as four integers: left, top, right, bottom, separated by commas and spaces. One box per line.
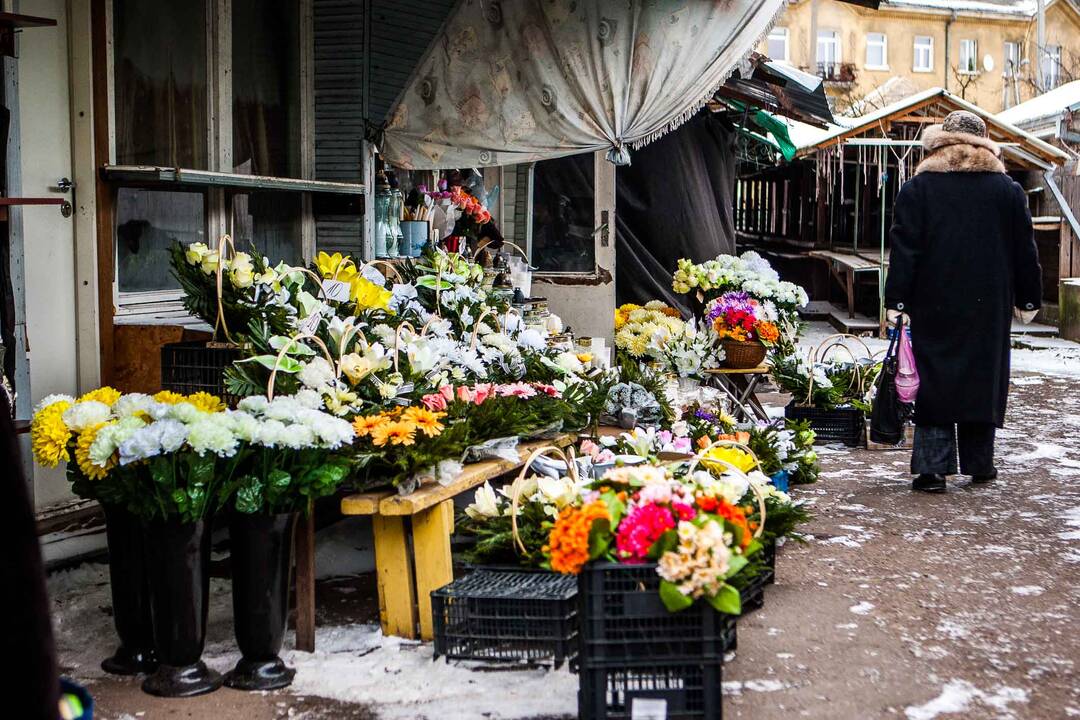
290, 435, 576, 646
808, 250, 887, 319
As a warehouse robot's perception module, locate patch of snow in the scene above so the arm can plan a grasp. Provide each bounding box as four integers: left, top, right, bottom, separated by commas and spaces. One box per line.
722, 679, 787, 695
936, 620, 969, 639
849, 602, 875, 615
1058, 506, 1080, 542
905, 680, 1028, 720
823, 535, 863, 548
1009, 585, 1044, 596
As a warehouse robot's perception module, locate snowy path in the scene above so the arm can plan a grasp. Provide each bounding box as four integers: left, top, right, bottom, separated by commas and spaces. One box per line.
724, 371, 1080, 719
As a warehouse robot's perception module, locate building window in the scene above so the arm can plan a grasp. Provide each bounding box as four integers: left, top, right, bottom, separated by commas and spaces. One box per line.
866, 32, 888, 70
113, 0, 208, 168
1042, 44, 1062, 88
914, 35, 934, 72
115, 189, 206, 293
1004, 41, 1021, 77
530, 155, 595, 274
817, 30, 841, 79
767, 27, 789, 63
959, 39, 978, 74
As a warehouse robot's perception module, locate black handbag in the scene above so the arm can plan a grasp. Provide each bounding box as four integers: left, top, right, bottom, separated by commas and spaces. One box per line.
870, 321, 912, 445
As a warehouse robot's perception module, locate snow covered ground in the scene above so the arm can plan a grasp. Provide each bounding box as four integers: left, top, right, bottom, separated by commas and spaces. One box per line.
47, 322, 1080, 719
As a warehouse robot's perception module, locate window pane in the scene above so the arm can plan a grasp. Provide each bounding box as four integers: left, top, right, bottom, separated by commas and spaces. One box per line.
232, 191, 303, 265
116, 189, 205, 292
232, 0, 301, 178
767, 28, 788, 61
817, 32, 839, 63
531, 155, 595, 274
867, 33, 886, 67
113, 0, 207, 168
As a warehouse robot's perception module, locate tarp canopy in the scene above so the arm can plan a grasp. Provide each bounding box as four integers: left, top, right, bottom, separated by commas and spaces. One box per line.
378, 0, 784, 169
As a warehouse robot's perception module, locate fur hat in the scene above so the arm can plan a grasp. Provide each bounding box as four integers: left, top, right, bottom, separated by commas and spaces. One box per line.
942, 110, 988, 138
916, 121, 1004, 175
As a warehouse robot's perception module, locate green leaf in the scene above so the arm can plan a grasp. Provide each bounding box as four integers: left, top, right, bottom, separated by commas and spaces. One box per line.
647, 528, 679, 560
707, 583, 742, 615
243, 354, 303, 373
235, 482, 263, 514
725, 553, 749, 579
416, 275, 454, 290
269, 336, 316, 356
659, 580, 695, 612
587, 518, 613, 560
187, 454, 215, 487
600, 491, 626, 528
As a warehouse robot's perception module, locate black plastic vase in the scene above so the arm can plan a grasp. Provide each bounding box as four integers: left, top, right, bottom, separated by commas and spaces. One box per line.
100, 504, 157, 675
141, 517, 222, 697
225, 511, 297, 691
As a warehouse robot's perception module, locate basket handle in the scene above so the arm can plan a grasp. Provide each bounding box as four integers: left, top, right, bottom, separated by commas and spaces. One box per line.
392, 321, 417, 373
472, 238, 530, 263
684, 439, 766, 539
469, 308, 502, 352
509, 445, 578, 556
357, 259, 403, 284
805, 333, 872, 405
267, 332, 337, 401
213, 234, 237, 345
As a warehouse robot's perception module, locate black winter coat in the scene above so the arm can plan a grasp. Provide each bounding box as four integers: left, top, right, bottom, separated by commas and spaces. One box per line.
884, 131, 1042, 427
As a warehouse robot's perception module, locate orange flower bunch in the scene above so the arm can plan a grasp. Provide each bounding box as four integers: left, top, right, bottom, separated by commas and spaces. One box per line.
756, 321, 780, 344
352, 406, 446, 448
695, 431, 751, 450
711, 498, 755, 550
545, 500, 610, 575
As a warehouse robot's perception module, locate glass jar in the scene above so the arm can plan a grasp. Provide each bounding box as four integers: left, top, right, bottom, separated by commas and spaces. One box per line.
374, 179, 391, 258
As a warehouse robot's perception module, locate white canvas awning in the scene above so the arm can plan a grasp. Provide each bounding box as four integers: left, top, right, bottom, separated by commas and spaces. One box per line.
377, 0, 785, 169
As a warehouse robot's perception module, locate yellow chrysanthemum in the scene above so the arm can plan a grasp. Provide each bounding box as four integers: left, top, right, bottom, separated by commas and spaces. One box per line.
153, 390, 187, 404
185, 392, 227, 413
351, 276, 392, 311
371, 420, 416, 447
78, 386, 121, 406
31, 400, 72, 467
75, 422, 116, 480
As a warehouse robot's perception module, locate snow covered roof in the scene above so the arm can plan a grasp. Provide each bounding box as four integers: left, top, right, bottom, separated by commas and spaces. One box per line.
996, 80, 1080, 130
881, 0, 1071, 18
793, 87, 1068, 168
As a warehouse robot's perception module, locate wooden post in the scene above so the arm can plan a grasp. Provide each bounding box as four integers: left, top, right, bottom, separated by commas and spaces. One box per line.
413, 499, 455, 641
372, 514, 417, 638
294, 511, 316, 652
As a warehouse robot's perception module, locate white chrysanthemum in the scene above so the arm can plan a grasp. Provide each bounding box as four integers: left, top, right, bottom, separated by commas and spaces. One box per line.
228, 411, 261, 442
281, 423, 316, 449
164, 402, 204, 424
298, 357, 336, 390
187, 416, 239, 457
119, 425, 164, 465
237, 395, 269, 415
62, 401, 112, 432
255, 418, 289, 447
156, 419, 189, 453
293, 389, 325, 409
90, 416, 146, 466
112, 393, 156, 418
34, 393, 75, 414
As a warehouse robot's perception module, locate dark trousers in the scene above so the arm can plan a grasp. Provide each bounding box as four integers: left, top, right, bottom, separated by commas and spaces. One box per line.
911, 423, 996, 476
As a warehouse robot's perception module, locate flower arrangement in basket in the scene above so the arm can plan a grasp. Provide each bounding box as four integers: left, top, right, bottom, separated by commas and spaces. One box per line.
706, 291, 780, 369
614, 300, 724, 380
771, 334, 882, 412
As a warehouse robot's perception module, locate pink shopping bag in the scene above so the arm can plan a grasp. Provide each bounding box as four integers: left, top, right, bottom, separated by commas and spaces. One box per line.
895, 328, 919, 404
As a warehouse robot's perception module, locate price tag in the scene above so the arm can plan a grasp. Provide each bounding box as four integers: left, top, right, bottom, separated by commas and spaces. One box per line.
298, 313, 322, 335
321, 279, 351, 302
631, 699, 667, 720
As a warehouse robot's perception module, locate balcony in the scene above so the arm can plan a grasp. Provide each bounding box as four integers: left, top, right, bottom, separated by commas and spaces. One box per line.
815, 62, 857, 85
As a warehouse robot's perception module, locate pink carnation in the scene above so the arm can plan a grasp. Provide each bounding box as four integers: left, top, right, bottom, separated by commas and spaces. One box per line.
615, 503, 675, 563
422, 393, 448, 412
533, 383, 560, 397
472, 383, 494, 405
439, 385, 455, 403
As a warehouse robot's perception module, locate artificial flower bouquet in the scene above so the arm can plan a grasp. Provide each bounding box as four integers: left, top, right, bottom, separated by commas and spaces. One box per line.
31, 387, 355, 521
543, 462, 760, 614
771, 353, 881, 412
613, 301, 687, 361
707, 291, 780, 347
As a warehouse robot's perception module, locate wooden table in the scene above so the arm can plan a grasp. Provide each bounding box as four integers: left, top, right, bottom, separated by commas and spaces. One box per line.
705, 365, 771, 422
290, 434, 575, 647
808, 250, 887, 319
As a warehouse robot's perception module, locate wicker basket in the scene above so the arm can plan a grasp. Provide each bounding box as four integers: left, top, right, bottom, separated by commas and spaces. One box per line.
720, 339, 767, 369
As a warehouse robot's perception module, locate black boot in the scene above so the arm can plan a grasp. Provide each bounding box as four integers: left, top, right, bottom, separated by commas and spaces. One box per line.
970, 469, 998, 484
912, 474, 947, 493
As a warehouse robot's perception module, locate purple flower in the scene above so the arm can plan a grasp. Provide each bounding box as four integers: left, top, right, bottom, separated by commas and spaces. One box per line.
706, 291, 757, 322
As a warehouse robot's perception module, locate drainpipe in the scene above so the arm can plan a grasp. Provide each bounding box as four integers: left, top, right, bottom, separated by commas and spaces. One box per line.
944, 10, 956, 91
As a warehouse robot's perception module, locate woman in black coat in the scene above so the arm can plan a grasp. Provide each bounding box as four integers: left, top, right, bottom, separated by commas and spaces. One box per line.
884, 110, 1042, 493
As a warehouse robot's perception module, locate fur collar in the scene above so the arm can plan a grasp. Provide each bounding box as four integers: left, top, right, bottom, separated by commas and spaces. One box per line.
915, 125, 1005, 174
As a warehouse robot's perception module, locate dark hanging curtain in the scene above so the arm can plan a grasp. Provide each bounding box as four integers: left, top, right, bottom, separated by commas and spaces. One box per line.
615, 110, 737, 312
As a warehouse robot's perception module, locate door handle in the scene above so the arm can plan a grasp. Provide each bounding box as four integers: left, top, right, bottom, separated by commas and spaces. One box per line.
52, 177, 74, 193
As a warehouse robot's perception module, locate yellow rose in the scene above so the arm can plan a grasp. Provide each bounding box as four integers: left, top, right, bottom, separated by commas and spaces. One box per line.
200, 250, 221, 275
230, 252, 255, 288
185, 242, 210, 266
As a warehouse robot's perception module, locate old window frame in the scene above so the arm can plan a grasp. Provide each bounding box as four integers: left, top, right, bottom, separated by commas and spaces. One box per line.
102, 0, 363, 321
913, 35, 934, 73
959, 39, 979, 75
767, 27, 789, 63
865, 32, 888, 71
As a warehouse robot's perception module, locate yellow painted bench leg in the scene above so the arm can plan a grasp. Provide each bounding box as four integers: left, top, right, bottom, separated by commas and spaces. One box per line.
372, 514, 417, 639
413, 499, 455, 641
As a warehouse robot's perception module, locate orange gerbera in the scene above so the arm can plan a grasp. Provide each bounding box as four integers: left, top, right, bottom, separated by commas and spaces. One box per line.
545, 500, 610, 575
402, 407, 445, 437
371, 420, 417, 447
352, 414, 389, 438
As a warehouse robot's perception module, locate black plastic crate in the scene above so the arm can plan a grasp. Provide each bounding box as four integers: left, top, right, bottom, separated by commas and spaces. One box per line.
431, 569, 578, 668
762, 539, 777, 585
161, 341, 241, 403
579, 660, 723, 720
785, 403, 865, 447
579, 563, 737, 667
737, 572, 766, 615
